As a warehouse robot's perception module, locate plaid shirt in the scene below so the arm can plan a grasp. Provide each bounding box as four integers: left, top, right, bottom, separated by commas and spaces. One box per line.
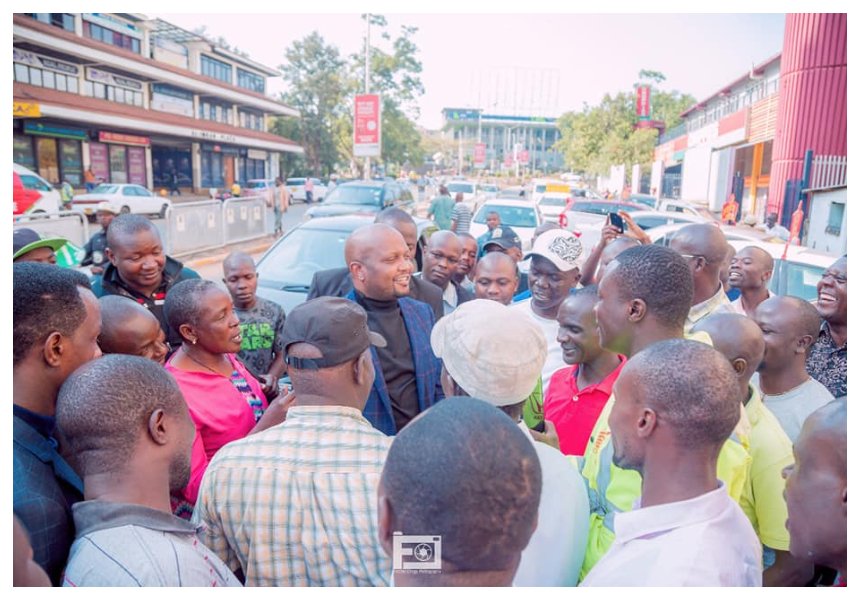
192, 405, 392, 587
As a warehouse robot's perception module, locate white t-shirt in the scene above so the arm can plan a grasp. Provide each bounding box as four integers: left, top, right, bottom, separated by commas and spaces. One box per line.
750, 374, 834, 443
511, 299, 564, 394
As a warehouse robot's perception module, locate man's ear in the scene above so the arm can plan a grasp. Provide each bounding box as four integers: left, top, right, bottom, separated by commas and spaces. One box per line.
348, 261, 365, 283
42, 331, 65, 367
732, 357, 748, 377
105, 247, 116, 266
796, 334, 814, 354
637, 407, 657, 439
147, 408, 169, 445
628, 298, 647, 323
178, 323, 196, 344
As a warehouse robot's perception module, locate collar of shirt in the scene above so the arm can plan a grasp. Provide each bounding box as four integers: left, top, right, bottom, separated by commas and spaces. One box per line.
442, 281, 458, 308
13, 404, 56, 441
820, 320, 847, 350
744, 384, 766, 428
686, 285, 732, 327
568, 356, 627, 397
285, 404, 375, 429
72, 500, 203, 538
615, 481, 729, 545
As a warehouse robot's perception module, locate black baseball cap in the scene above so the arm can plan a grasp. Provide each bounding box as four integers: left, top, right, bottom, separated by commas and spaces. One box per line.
13, 228, 68, 261
284, 297, 387, 370
481, 226, 522, 252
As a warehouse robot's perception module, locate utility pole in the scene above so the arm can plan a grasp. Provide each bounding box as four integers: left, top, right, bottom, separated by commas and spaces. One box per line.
364, 15, 371, 180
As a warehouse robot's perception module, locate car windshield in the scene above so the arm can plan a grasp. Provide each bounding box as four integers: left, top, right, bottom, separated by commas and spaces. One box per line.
539, 196, 568, 207
92, 184, 119, 194
257, 227, 351, 289
781, 261, 825, 302
473, 205, 537, 227
633, 216, 671, 230
322, 185, 382, 206
479, 185, 499, 192
572, 202, 644, 215
629, 195, 657, 208
447, 182, 475, 194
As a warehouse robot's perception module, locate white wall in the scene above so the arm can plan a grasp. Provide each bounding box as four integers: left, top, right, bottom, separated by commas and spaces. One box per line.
680, 146, 712, 202
806, 188, 847, 256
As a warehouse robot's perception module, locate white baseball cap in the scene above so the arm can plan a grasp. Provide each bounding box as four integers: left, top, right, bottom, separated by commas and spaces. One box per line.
524, 229, 584, 272
430, 299, 547, 407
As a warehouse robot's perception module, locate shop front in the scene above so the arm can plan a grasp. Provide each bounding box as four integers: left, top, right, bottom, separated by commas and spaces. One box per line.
201, 143, 244, 189
13, 120, 86, 186
151, 143, 193, 191
88, 131, 149, 186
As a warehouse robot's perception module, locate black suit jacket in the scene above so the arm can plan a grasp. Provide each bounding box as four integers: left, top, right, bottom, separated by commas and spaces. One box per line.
307, 267, 444, 322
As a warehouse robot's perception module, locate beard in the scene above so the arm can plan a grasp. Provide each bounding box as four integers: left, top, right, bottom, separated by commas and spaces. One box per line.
168, 451, 192, 493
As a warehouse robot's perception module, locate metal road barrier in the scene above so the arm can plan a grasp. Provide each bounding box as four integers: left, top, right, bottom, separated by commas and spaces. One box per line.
223, 195, 268, 245
13, 210, 90, 246
163, 195, 270, 257
164, 200, 224, 257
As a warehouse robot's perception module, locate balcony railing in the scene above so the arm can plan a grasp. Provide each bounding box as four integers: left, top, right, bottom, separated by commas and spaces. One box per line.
807, 155, 847, 191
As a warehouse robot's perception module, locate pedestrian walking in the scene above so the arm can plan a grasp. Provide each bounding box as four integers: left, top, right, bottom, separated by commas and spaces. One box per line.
304, 177, 314, 204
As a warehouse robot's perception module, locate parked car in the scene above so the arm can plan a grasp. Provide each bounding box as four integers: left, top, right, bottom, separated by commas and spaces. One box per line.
530, 179, 569, 205
626, 210, 711, 231
71, 184, 171, 219
254, 215, 436, 313
468, 199, 542, 251
304, 180, 416, 220
477, 183, 500, 200
726, 240, 836, 302
243, 178, 275, 198
629, 193, 716, 220
497, 187, 528, 200
536, 192, 571, 223
13, 163, 62, 216
285, 177, 327, 204
445, 180, 480, 211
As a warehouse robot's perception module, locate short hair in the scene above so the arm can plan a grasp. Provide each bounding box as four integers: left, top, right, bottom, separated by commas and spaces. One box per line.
571, 284, 598, 298
98, 295, 156, 353
164, 279, 219, 332
56, 354, 188, 475
782, 295, 823, 340
486, 210, 500, 218
381, 397, 541, 571
457, 232, 477, 243
106, 213, 160, 247
375, 207, 415, 228
13, 263, 91, 366
610, 245, 693, 329
626, 339, 741, 449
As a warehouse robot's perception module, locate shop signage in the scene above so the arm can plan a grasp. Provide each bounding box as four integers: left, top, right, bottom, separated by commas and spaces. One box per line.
201, 143, 244, 156
247, 149, 268, 161
192, 130, 237, 144
23, 121, 87, 140
86, 67, 143, 90
14, 49, 79, 75
13, 102, 40, 118
99, 131, 150, 146
353, 94, 381, 157
127, 147, 147, 186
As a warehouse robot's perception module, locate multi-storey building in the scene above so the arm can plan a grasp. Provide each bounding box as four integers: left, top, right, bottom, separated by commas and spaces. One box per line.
13, 13, 302, 194
441, 108, 564, 174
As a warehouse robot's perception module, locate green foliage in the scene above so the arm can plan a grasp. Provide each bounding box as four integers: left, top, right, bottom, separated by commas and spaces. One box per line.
556, 70, 695, 178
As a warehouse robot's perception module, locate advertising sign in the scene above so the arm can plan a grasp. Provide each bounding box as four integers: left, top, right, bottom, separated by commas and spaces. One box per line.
474, 143, 486, 166
354, 94, 381, 157
127, 147, 147, 186
88, 143, 110, 182
637, 85, 651, 120
517, 150, 529, 163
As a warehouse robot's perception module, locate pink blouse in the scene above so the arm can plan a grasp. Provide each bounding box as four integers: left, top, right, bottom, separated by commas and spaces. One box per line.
166, 353, 268, 509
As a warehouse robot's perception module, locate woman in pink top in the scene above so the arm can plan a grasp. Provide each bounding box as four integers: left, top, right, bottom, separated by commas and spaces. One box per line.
164, 280, 288, 518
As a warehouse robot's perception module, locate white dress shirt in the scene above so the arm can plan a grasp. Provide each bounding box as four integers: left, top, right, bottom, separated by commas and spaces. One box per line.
514, 421, 589, 587
581, 482, 762, 587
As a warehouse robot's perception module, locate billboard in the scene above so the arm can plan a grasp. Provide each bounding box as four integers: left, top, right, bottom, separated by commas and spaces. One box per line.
636, 85, 651, 121
354, 94, 381, 157
474, 143, 486, 166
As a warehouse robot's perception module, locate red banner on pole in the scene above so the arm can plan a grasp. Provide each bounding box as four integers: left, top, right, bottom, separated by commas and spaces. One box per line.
518, 150, 529, 163
353, 94, 381, 157
474, 143, 486, 166
637, 85, 651, 121
504, 154, 513, 167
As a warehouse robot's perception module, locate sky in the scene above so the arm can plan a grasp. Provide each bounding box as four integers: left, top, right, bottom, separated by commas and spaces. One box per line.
151, 10, 786, 130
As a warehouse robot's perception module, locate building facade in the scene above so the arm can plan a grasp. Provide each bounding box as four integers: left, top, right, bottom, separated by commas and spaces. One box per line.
13, 13, 302, 194
441, 108, 564, 174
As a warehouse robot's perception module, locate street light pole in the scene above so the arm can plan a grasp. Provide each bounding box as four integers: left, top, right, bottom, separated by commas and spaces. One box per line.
364, 15, 371, 180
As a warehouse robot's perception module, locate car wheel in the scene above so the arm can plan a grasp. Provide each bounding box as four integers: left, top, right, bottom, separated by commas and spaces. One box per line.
159, 204, 169, 219
120, 205, 131, 214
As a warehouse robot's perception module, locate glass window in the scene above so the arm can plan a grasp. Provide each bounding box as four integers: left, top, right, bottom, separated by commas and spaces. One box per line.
237, 68, 265, 94
473, 204, 537, 228
14, 63, 29, 83
109, 145, 128, 184
36, 137, 59, 183
826, 202, 845, 236
13, 135, 35, 169
59, 139, 83, 186
201, 55, 232, 84
94, 82, 105, 98
257, 227, 352, 290
322, 184, 383, 206
43, 71, 55, 89
56, 74, 67, 92
30, 68, 43, 87
68, 76, 77, 93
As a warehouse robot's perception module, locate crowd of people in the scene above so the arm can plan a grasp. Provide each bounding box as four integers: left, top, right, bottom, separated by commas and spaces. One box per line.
12, 203, 847, 587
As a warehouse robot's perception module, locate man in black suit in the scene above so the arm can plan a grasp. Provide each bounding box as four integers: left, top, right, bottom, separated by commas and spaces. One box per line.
307, 208, 444, 321
420, 230, 475, 315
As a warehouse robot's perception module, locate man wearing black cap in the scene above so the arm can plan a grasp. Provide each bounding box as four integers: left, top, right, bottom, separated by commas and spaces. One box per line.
193, 297, 392, 586
482, 225, 530, 296
13, 228, 68, 265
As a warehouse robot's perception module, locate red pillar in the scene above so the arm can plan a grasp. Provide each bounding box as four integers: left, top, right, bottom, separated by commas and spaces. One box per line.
768, 13, 847, 218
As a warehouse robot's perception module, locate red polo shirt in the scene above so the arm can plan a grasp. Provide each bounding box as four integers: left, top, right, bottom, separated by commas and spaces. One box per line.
544, 356, 626, 456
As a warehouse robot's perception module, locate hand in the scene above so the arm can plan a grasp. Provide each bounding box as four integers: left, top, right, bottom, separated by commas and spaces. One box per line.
529, 419, 560, 451
260, 374, 277, 395
600, 216, 622, 246
618, 211, 651, 244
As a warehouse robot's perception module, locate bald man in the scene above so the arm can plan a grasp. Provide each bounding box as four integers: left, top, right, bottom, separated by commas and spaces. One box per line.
728, 246, 775, 317
474, 252, 520, 305
693, 313, 813, 586
752, 296, 834, 442
581, 339, 761, 586
784, 398, 847, 584
669, 223, 733, 332
344, 223, 444, 435
222, 251, 287, 398
421, 230, 474, 314
307, 208, 444, 321
98, 296, 169, 365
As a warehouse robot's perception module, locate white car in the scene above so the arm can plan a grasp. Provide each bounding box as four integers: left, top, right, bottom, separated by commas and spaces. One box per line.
13, 163, 62, 215
445, 180, 479, 212
71, 184, 171, 219
627, 210, 711, 231
285, 177, 328, 204
468, 199, 542, 252
536, 192, 570, 223
530, 178, 569, 205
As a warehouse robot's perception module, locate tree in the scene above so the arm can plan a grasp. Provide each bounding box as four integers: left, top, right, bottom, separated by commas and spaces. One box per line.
274, 32, 350, 177
555, 71, 695, 179
192, 26, 249, 58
